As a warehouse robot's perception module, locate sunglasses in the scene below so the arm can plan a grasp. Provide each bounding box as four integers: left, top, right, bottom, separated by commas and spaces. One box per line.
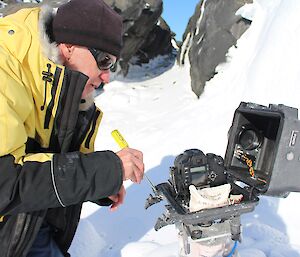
88, 48, 116, 71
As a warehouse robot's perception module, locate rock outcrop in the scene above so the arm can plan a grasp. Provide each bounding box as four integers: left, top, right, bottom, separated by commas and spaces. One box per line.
104, 0, 173, 74
179, 0, 253, 97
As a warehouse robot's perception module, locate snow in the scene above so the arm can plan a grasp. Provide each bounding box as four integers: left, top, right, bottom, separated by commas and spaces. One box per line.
70, 0, 300, 256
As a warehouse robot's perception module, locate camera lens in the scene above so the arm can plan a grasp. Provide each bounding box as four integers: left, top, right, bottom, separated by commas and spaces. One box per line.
238, 126, 262, 150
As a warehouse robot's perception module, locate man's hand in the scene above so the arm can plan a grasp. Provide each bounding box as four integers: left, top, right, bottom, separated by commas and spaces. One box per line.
116, 148, 144, 183
108, 185, 126, 211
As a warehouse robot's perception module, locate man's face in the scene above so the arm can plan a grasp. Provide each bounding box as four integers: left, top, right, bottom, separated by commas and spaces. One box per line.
63, 45, 117, 98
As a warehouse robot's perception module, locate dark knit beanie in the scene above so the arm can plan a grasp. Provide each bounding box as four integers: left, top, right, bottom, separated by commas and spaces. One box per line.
52, 0, 123, 58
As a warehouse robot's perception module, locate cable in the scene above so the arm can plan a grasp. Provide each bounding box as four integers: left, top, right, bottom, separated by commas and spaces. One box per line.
226, 241, 238, 257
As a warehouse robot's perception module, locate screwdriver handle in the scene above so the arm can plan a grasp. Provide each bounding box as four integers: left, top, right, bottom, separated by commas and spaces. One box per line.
111, 129, 129, 149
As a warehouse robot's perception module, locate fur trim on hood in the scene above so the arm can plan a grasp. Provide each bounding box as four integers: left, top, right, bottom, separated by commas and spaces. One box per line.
38, 5, 62, 65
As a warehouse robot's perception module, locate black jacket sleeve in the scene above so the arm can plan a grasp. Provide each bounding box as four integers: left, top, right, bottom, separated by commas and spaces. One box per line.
0, 151, 123, 216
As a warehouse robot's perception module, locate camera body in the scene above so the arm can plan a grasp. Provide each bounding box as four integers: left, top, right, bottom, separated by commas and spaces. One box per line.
170, 149, 227, 204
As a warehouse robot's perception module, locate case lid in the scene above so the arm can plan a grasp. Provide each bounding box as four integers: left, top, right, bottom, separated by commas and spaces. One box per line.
224, 102, 300, 197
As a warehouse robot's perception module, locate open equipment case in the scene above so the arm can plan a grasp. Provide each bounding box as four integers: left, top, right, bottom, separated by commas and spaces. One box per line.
145, 102, 300, 256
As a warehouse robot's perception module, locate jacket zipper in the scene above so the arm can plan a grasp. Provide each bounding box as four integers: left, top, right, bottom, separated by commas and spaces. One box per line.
44, 67, 62, 129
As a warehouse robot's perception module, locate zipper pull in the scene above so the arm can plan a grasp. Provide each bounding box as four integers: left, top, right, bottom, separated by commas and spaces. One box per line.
41, 63, 53, 111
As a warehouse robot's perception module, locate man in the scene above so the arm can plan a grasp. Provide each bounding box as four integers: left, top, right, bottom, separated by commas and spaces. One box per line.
0, 0, 144, 256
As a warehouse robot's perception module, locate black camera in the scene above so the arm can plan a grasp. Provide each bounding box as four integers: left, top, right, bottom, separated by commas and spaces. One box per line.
170, 149, 227, 204
145, 102, 300, 255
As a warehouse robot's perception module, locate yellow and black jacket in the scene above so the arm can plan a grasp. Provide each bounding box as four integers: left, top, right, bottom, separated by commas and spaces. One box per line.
0, 7, 123, 257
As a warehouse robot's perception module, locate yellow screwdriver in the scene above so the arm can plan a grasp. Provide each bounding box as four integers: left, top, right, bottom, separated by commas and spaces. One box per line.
111, 129, 157, 192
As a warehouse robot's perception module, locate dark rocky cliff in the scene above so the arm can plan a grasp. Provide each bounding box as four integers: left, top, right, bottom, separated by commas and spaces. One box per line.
179, 0, 253, 97
104, 0, 174, 74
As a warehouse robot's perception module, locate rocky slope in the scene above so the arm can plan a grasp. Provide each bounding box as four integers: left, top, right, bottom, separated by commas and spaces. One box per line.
179, 0, 253, 97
